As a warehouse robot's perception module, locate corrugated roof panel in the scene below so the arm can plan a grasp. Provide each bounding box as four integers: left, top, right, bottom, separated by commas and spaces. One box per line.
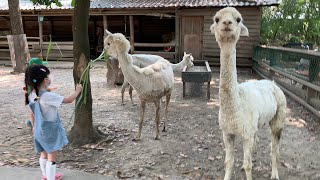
0, 0, 279, 11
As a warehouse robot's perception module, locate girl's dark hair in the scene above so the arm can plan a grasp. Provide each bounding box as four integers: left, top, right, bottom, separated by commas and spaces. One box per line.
24, 65, 50, 105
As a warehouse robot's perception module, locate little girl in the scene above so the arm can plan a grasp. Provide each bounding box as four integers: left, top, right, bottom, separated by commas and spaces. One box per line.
24, 65, 82, 180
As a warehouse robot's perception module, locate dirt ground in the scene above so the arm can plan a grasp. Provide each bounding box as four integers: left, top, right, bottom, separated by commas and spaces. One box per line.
0, 63, 320, 180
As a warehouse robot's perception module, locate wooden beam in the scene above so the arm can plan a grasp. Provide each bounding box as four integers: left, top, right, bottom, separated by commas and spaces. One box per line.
134, 42, 175, 47
129, 15, 134, 53
38, 15, 43, 55
175, 9, 180, 63
103, 15, 108, 36
145, 13, 175, 18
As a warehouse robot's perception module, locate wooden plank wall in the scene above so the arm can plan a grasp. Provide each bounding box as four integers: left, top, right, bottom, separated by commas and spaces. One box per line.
202, 7, 261, 66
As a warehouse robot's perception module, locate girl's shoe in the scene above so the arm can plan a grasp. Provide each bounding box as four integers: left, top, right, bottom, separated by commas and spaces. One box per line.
41, 173, 62, 180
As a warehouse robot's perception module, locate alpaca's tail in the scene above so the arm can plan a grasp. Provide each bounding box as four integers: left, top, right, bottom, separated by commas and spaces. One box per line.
270, 83, 287, 130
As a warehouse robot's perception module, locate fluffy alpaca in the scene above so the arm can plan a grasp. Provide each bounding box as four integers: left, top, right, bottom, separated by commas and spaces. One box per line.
121, 52, 194, 105
104, 30, 174, 140
210, 7, 287, 180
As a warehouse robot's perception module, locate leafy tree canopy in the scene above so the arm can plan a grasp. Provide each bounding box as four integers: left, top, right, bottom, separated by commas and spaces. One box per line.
30, 0, 62, 7
261, 0, 320, 48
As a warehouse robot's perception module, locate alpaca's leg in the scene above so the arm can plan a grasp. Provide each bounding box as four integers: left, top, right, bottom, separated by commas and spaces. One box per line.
133, 100, 146, 141
129, 85, 134, 105
223, 133, 235, 180
162, 93, 171, 132
154, 99, 161, 140
121, 81, 130, 105
243, 137, 254, 180
241, 134, 259, 170
270, 128, 281, 180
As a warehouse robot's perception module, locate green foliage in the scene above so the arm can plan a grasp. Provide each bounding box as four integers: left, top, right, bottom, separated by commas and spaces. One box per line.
75, 51, 107, 107
261, 0, 320, 47
30, 0, 62, 7
71, 0, 75, 7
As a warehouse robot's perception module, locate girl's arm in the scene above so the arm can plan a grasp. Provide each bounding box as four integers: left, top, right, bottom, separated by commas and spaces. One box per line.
63, 84, 82, 103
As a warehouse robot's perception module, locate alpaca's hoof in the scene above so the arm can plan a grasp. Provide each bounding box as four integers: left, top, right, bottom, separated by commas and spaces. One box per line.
162, 128, 166, 132
131, 103, 137, 106
271, 173, 279, 180
154, 136, 160, 140
240, 165, 244, 171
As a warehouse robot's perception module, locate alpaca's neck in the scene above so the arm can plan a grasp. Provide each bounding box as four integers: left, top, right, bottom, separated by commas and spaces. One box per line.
219, 42, 240, 110
171, 58, 188, 71
117, 53, 145, 92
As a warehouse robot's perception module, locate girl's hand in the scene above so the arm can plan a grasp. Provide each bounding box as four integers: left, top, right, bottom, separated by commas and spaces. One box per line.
76, 84, 83, 93
48, 87, 57, 92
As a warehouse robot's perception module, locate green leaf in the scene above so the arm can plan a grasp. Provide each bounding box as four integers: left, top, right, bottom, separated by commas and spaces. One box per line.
55, 1, 63, 7
45, 35, 52, 62
71, 0, 75, 7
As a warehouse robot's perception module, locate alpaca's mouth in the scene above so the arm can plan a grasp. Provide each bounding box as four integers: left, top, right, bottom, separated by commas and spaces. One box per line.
223, 27, 232, 31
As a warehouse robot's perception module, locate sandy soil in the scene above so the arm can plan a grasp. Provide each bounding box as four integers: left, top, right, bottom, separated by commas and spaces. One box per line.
0, 64, 320, 180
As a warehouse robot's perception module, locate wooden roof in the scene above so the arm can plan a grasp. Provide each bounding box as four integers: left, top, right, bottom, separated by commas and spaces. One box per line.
0, 0, 279, 11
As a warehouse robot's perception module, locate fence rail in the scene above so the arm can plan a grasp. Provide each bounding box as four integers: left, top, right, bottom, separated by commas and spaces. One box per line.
253, 45, 320, 119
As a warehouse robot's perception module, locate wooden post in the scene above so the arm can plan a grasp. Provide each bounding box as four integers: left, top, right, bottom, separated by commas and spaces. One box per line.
268, 49, 276, 80
307, 58, 319, 103
7, 34, 30, 72
49, 18, 53, 36
38, 15, 43, 56
103, 15, 108, 37
129, 15, 134, 54
175, 9, 180, 63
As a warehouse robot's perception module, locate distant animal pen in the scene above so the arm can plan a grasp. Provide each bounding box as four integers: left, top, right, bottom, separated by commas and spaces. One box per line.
253, 46, 320, 119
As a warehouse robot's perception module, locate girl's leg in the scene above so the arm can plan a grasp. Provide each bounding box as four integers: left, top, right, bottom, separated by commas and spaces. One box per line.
46, 151, 57, 180
39, 151, 48, 177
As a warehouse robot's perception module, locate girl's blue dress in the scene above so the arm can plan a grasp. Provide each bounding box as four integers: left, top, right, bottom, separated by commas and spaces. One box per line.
29, 92, 68, 153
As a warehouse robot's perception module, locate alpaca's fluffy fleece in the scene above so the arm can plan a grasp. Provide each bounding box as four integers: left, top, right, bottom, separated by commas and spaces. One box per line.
121, 53, 194, 105
104, 30, 174, 141
219, 80, 286, 135
211, 7, 286, 180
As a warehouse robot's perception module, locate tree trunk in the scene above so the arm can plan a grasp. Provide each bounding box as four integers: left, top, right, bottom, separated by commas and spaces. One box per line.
106, 57, 124, 85
69, 0, 101, 145
8, 0, 23, 35
8, 0, 28, 73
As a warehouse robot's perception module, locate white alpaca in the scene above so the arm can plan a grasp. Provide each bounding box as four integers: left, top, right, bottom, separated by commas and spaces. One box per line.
210, 7, 286, 180
121, 53, 194, 105
104, 31, 174, 140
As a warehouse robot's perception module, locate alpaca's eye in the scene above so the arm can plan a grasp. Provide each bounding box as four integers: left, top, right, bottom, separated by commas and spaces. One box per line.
107, 43, 110, 46
215, 18, 219, 23
236, 17, 241, 23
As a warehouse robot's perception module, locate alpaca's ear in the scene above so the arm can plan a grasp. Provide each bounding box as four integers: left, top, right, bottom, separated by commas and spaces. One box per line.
105, 30, 113, 35
240, 24, 249, 36
184, 52, 186, 56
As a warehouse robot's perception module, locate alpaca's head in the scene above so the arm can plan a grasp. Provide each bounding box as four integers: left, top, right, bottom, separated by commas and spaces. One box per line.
104, 30, 130, 58
183, 52, 194, 68
210, 7, 248, 44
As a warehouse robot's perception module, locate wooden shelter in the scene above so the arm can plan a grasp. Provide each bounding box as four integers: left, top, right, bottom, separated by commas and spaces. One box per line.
0, 0, 279, 66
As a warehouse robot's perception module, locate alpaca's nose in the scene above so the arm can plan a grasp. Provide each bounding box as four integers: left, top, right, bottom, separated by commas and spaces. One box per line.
223, 20, 232, 25
222, 17, 233, 25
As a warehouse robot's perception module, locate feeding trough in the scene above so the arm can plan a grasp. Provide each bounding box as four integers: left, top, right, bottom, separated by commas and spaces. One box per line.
181, 60, 212, 100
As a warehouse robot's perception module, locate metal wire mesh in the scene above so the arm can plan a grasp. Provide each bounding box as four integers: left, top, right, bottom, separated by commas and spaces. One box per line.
253, 46, 320, 84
